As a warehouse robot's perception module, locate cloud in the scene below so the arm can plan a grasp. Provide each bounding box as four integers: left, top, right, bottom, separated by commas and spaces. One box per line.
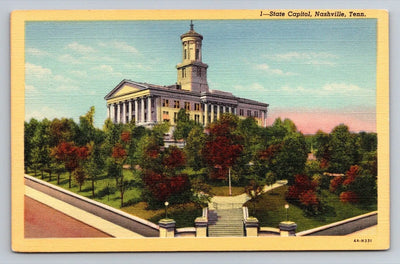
322, 83, 362, 93
26, 48, 49, 56
56, 85, 79, 91
25, 106, 65, 121
70, 70, 88, 78
112, 41, 138, 54
25, 63, 52, 78
58, 54, 82, 64
281, 85, 306, 93
99, 41, 139, 54
92, 64, 123, 77
255, 63, 297, 76
234, 82, 267, 92
67, 42, 95, 53
266, 52, 338, 66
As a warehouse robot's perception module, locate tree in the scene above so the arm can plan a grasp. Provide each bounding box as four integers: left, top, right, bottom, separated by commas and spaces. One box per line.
184, 126, 206, 171
173, 108, 200, 141
30, 119, 51, 179
265, 171, 276, 193
111, 142, 128, 207
24, 119, 39, 173
52, 141, 78, 188
268, 133, 308, 184
314, 130, 331, 169
202, 114, 243, 180
328, 124, 356, 173
84, 141, 104, 198
245, 179, 264, 216
141, 145, 191, 207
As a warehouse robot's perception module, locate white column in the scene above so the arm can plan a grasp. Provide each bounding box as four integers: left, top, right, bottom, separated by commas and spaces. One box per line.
217, 105, 221, 120
110, 104, 115, 123
141, 97, 145, 124
264, 110, 267, 127
227, 106, 231, 114
122, 101, 126, 124
107, 104, 110, 119
134, 99, 138, 124
128, 100, 132, 123
117, 103, 121, 124
210, 104, 214, 123
156, 97, 161, 123
222, 105, 226, 114
204, 102, 208, 126
148, 96, 152, 123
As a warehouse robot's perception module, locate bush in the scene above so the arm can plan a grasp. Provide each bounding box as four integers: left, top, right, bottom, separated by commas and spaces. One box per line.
329, 176, 344, 193
340, 191, 359, 203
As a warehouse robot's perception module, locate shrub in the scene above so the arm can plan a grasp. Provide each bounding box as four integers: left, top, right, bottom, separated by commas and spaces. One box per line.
329, 176, 344, 193
340, 191, 359, 203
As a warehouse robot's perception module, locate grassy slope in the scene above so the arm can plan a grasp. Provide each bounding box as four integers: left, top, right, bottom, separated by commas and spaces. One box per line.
27, 169, 201, 228
245, 186, 377, 232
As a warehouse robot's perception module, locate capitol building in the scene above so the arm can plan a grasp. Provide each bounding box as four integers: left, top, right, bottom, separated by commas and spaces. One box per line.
105, 22, 269, 128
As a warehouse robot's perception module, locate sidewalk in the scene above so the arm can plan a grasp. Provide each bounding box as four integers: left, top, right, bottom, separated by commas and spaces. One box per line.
25, 186, 143, 238
208, 180, 288, 209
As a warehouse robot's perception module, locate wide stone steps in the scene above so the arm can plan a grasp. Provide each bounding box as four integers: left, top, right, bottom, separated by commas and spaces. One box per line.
208, 208, 244, 237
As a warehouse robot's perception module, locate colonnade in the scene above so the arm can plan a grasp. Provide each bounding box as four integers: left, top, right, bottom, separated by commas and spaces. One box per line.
107, 97, 267, 127
107, 96, 161, 125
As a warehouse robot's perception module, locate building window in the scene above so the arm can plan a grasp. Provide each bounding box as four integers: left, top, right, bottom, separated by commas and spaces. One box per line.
174, 100, 180, 109
196, 48, 199, 60
239, 109, 244, 116
194, 114, 200, 124
185, 102, 191, 111
254, 111, 259, 118
194, 103, 200, 111
247, 110, 252, 117
174, 112, 178, 123
162, 99, 169, 107
184, 49, 187, 59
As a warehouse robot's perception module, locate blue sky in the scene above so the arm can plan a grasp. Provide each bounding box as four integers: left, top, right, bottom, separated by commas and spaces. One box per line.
25, 19, 376, 133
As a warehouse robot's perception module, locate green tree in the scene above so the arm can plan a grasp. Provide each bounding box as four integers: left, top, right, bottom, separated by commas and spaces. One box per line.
24, 119, 39, 173
30, 119, 52, 179
184, 126, 206, 171
85, 141, 105, 198
329, 124, 356, 173
173, 108, 200, 141
268, 133, 308, 185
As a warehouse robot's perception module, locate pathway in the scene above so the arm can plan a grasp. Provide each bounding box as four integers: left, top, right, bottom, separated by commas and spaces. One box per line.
207, 180, 287, 237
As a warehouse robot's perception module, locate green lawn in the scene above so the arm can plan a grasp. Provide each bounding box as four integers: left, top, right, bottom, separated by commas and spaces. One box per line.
245, 186, 377, 232
210, 186, 245, 196
26, 169, 202, 228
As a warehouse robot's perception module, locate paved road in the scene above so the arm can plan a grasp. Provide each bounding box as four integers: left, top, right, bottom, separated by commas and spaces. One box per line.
25, 196, 111, 238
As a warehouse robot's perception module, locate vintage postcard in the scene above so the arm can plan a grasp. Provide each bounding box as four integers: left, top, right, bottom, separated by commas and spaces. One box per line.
11, 9, 389, 252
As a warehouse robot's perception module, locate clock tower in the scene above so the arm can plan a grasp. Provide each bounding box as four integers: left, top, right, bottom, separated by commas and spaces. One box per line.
176, 21, 209, 93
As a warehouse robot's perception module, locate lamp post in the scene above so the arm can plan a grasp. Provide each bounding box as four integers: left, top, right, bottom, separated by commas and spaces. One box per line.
285, 204, 289, 222
165, 201, 169, 219
228, 167, 232, 196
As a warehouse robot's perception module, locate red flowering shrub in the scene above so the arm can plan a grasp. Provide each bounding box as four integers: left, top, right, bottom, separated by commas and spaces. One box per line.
299, 189, 319, 206
340, 191, 359, 203
143, 171, 190, 203
343, 165, 360, 186
121, 131, 131, 143
329, 176, 344, 193
286, 174, 322, 215
112, 143, 127, 162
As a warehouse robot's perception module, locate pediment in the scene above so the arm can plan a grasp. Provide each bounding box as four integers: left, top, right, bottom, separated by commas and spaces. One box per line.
105, 80, 146, 99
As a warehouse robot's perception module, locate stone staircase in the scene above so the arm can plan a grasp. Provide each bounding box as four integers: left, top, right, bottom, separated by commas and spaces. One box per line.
208, 208, 244, 237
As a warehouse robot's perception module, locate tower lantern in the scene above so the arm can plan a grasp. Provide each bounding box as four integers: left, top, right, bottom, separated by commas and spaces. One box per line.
176, 21, 209, 93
